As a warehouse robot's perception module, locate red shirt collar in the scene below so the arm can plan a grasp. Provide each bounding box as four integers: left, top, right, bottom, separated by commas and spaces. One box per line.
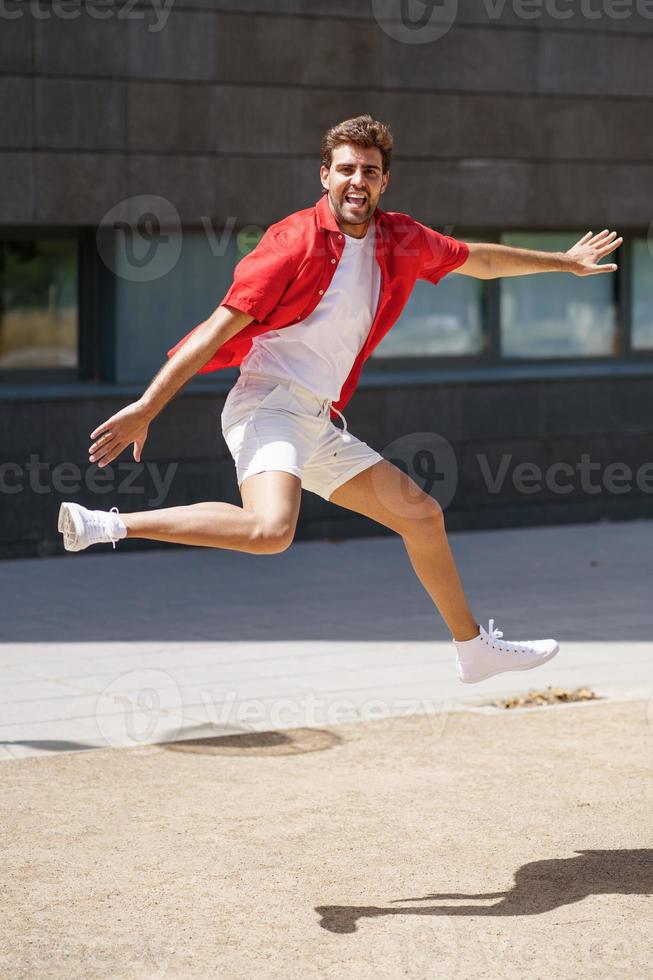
315, 192, 385, 237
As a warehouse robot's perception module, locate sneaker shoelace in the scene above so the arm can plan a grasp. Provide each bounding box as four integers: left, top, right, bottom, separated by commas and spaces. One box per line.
482, 619, 533, 655
85, 506, 122, 549
108, 507, 122, 549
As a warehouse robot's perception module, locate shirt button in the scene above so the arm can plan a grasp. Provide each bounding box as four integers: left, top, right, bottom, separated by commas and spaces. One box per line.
338, 235, 342, 240
318, 290, 324, 295
331, 258, 336, 264
296, 315, 301, 320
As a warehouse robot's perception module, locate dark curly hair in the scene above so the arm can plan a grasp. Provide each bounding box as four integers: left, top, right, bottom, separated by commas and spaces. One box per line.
320, 114, 394, 174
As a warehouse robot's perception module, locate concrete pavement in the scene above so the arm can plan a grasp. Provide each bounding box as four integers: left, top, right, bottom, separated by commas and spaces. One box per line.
1, 519, 651, 759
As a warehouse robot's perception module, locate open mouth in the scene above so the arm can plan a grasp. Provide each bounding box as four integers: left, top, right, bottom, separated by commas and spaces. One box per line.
344, 194, 367, 209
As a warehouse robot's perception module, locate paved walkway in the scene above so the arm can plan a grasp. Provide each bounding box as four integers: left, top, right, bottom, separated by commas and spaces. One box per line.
1, 519, 651, 760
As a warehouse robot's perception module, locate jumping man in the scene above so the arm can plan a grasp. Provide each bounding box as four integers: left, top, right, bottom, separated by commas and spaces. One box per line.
58, 115, 622, 684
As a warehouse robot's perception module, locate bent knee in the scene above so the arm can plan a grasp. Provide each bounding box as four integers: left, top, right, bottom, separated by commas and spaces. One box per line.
400, 495, 445, 537
252, 519, 295, 554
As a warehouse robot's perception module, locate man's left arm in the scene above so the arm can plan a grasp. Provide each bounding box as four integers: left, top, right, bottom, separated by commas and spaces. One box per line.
455, 230, 622, 279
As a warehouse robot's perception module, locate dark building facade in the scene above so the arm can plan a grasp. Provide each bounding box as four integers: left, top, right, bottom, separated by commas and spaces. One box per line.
1, 0, 653, 557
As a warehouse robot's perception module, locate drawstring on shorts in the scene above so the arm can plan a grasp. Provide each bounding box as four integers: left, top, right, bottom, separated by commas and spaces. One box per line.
322, 398, 351, 440
240, 371, 350, 438
321, 398, 349, 437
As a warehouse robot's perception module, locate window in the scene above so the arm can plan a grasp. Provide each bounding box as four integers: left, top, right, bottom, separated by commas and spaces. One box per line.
499, 232, 617, 359
46, 226, 648, 385
631, 238, 653, 351
0, 239, 78, 370
112, 229, 241, 383
372, 247, 485, 358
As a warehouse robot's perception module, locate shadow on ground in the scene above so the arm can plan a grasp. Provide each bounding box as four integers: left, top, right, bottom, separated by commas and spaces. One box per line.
162, 725, 342, 756
0, 726, 343, 758
316, 849, 653, 933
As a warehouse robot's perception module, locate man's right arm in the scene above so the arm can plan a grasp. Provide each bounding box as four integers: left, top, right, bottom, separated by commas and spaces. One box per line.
139, 305, 253, 418
88, 305, 253, 468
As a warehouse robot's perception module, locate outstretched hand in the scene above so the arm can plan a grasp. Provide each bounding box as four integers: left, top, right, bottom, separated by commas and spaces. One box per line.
89, 400, 151, 468
565, 229, 622, 276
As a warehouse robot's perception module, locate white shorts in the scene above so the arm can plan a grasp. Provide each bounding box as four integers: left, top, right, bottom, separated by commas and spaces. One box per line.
220, 371, 385, 501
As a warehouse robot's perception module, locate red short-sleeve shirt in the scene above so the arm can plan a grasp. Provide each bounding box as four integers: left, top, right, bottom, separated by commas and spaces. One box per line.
168, 193, 468, 415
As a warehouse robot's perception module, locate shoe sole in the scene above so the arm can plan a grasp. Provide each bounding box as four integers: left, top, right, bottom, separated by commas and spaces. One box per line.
458, 644, 560, 684
58, 502, 84, 552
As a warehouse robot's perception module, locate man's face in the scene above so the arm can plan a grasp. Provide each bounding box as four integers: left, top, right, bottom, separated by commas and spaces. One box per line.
320, 143, 389, 236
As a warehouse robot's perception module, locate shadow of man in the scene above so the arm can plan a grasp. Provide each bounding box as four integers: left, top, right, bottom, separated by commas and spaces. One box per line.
316, 849, 653, 933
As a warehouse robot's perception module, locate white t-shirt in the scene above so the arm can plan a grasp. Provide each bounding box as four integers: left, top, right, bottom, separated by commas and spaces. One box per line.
239, 223, 381, 401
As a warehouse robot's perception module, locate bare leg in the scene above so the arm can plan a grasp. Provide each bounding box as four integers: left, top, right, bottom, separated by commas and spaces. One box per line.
329, 460, 478, 642
121, 470, 302, 554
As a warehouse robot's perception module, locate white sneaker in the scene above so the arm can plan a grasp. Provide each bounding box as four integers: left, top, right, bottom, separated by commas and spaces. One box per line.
454, 619, 559, 684
58, 502, 126, 552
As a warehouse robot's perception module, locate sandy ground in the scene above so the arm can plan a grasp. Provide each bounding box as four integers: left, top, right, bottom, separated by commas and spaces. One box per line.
3, 699, 652, 980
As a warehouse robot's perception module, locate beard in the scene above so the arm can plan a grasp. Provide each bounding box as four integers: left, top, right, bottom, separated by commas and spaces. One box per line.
329, 188, 376, 226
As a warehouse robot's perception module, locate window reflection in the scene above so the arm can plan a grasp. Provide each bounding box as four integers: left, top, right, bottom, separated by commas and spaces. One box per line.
632, 239, 653, 351
500, 232, 616, 358
373, 261, 485, 357
0, 240, 78, 369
